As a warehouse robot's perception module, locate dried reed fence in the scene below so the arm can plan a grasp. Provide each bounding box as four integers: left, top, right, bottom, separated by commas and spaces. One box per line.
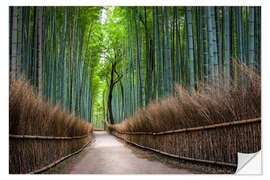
9, 78, 94, 174
108, 62, 261, 168
110, 118, 260, 167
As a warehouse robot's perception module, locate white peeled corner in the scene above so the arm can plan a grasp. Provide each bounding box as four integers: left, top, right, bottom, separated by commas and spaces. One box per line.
235, 150, 261, 174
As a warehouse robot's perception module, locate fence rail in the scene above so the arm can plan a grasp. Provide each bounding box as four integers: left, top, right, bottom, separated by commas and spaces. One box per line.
10, 132, 93, 174
116, 117, 261, 135
9, 133, 90, 140
29, 138, 95, 174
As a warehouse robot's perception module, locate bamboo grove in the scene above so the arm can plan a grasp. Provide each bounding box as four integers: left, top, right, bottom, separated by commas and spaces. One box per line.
9, 7, 104, 123
9, 6, 261, 127
108, 6, 261, 124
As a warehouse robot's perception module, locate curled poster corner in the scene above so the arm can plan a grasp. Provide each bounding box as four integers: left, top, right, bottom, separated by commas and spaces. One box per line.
235, 150, 261, 174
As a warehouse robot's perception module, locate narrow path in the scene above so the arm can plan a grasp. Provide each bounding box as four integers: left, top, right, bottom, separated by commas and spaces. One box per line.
55, 131, 197, 174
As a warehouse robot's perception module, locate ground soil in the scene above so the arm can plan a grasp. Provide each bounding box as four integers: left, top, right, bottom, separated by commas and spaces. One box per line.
44, 131, 235, 174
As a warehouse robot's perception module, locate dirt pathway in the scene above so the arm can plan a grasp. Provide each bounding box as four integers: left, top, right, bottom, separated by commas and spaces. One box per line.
48, 131, 199, 174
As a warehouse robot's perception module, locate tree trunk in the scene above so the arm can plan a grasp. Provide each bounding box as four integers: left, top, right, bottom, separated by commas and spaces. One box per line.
107, 62, 116, 124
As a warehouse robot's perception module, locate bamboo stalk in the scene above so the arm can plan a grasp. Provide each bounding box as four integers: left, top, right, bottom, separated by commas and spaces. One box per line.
11, 7, 17, 81
116, 117, 261, 135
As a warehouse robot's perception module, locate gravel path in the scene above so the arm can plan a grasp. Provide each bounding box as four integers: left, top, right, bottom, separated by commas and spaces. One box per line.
57, 131, 197, 174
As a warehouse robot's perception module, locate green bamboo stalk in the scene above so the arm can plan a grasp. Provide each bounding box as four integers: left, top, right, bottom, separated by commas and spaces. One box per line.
25, 7, 31, 81
175, 7, 180, 84
199, 7, 204, 82
186, 7, 195, 87
224, 7, 230, 84
184, 12, 188, 86
52, 7, 57, 105
215, 7, 223, 75
33, 7, 38, 89
164, 7, 173, 94
211, 7, 219, 80
245, 7, 249, 64
238, 7, 244, 61
9, 7, 13, 77
206, 7, 215, 82
202, 7, 209, 82
11, 7, 17, 81
151, 7, 156, 100
248, 7, 255, 70
161, 7, 166, 95
144, 7, 151, 105
17, 7, 23, 78
195, 7, 201, 83
60, 7, 67, 106
38, 7, 43, 95
155, 7, 162, 99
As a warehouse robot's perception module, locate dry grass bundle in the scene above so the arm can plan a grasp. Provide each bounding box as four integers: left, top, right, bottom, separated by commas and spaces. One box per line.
110, 62, 260, 133
108, 62, 261, 167
9, 78, 93, 174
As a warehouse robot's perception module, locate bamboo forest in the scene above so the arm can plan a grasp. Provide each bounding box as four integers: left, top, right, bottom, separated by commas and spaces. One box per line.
9, 6, 261, 174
